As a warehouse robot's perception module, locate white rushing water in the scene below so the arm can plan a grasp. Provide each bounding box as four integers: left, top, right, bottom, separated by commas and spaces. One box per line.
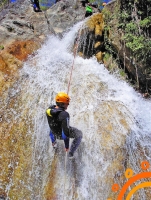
20, 21, 151, 199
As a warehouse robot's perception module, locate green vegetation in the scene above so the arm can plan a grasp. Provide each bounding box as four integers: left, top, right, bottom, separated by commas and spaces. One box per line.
101, 0, 151, 92
118, 0, 151, 69
140, 16, 151, 28
119, 69, 126, 77
0, 0, 9, 11
102, 0, 151, 66
0, 45, 4, 50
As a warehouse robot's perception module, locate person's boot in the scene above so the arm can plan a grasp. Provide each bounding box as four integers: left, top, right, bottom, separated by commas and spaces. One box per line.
52, 141, 57, 149
68, 152, 74, 159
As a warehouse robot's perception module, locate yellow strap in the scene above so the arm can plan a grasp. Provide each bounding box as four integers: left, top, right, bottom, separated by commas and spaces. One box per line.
46, 109, 52, 117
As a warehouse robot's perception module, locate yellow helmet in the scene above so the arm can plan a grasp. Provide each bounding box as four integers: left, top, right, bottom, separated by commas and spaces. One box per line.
55, 92, 70, 104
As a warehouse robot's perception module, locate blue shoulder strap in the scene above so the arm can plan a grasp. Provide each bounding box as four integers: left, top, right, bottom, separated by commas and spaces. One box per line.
62, 130, 67, 140
49, 131, 56, 143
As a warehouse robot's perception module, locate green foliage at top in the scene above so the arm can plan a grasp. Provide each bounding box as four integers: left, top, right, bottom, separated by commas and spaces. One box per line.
140, 17, 151, 28
101, 0, 151, 91
124, 35, 145, 52
102, 8, 113, 23
125, 22, 137, 33
118, 0, 151, 68
0, 0, 9, 11
0, 45, 4, 50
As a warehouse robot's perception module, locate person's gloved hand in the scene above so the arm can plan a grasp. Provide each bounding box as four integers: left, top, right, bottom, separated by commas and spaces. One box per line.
65, 148, 69, 152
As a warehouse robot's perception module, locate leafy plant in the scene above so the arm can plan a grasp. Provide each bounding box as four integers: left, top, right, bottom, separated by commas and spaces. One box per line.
125, 22, 137, 33
118, 0, 151, 66
119, 69, 126, 77
0, 45, 4, 50
140, 17, 151, 28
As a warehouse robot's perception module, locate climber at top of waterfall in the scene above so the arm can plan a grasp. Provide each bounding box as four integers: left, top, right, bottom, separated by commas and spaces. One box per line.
46, 92, 83, 159
85, 4, 93, 17
31, 0, 42, 12
81, 0, 99, 17
81, 0, 89, 7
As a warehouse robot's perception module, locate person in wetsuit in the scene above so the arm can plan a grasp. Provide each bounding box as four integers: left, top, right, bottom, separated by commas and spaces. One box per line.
81, 0, 89, 7
46, 92, 83, 159
31, 0, 41, 12
85, 4, 93, 17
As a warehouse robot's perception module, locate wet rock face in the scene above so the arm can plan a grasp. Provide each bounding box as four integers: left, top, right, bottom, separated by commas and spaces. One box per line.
0, 0, 86, 99
7, 40, 40, 61
0, 1, 86, 198
46, 0, 86, 32
0, 40, 40, 98
1, 0, 150, 96
77, 13, 106, 62
0, 0, 85, 45
0, 1, 151, 199
0, 92, 34, 199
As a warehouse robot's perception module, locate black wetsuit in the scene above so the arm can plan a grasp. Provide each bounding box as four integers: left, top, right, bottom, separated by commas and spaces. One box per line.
31, 0, 41, 12
46, 105, 82, 154
81, 0, 89, 7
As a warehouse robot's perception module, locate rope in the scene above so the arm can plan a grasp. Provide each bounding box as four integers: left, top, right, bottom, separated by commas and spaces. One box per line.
66, 27, 82, 94
64, 18, 85, 200
63, 151, 68, 200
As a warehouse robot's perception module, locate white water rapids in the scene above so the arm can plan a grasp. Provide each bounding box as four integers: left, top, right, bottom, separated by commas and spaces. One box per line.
15, 21, 151, 199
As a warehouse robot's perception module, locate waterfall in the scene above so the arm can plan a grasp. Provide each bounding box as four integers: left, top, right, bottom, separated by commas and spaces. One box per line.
4, 21, 151, 199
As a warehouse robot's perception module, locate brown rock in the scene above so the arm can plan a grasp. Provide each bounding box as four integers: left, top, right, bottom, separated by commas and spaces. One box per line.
7, 40, 40, 61
95, 51, 103, 62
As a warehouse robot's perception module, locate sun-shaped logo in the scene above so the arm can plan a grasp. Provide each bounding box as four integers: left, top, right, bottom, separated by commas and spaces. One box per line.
107, 161, 151, 200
